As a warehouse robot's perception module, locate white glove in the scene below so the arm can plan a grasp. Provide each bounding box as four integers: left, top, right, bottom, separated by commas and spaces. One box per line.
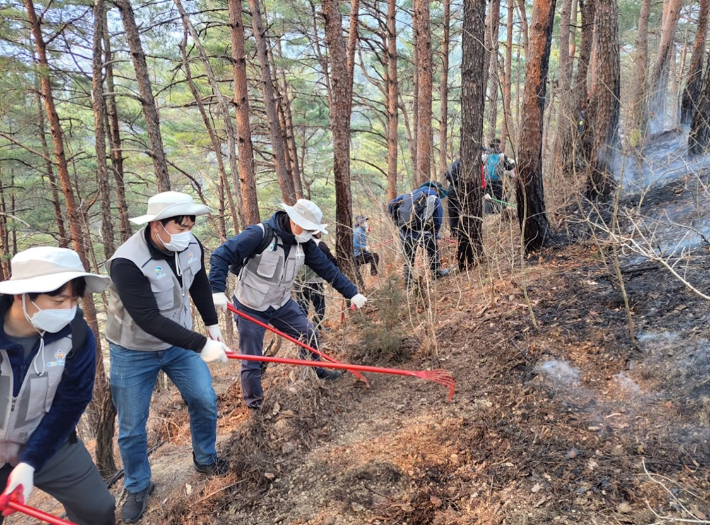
3, 463, 34, 505
200, 339, 229, 364
350, 294, 367, 309
207, 324, 223, 342
212, 292, 230, 311
483, 193, 492, 201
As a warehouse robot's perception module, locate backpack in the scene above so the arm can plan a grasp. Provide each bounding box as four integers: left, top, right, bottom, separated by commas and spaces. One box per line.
389, 190, 436, 230
228, 222, 275, 276
486, 153, 505, 182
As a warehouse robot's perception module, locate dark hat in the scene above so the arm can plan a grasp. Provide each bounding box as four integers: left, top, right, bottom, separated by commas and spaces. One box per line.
419, 181, 448, 199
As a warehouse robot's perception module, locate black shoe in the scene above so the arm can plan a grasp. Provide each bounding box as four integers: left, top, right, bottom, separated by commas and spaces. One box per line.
434, 269, 450, 279
316, 368, 343, 380
246, 400, 262, 411
121, 482, 155, 523
193, 453, 230, 476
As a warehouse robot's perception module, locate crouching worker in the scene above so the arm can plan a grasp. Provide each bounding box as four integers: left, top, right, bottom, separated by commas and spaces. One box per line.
0, 247, 115, 524
209, 199, 367, 410
106, 192, 232, 523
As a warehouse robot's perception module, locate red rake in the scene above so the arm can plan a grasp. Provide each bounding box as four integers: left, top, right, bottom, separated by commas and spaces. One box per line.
225, 352, 455, 401
0, 487, 75, 525
227, 303, 370, 387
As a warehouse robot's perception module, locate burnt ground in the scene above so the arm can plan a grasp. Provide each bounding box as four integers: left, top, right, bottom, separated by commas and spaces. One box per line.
11, 179, 710, 525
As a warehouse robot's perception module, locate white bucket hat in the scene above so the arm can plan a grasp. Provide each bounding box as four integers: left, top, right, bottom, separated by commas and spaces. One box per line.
280, 199, 328, 234
0, 247, 110, 295
130, 191, 211, 225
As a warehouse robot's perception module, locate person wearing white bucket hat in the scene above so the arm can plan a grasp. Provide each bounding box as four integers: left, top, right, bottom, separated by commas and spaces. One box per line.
105, 191, 232, 523
209, 198, 367, 410
0, 247, 115, 524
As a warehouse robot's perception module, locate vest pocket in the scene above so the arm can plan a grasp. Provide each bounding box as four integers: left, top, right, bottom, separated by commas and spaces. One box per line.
25, 375, 49, 421
151, 276, 175, 309
255, 251, 282, 279
237, 277, 271, 309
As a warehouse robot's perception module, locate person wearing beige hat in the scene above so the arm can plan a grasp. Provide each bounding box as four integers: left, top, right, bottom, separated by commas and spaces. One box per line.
0, 247, 115, 524
105, 191, 232, 523
209, 198, 367, 410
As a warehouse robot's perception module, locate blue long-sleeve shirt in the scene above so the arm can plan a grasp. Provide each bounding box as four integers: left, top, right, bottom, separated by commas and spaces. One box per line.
0, 296, 95, 471
210, 212, 358, 299
353, 226, 367, 257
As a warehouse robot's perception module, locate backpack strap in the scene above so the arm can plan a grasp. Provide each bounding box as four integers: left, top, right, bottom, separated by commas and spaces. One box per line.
228, 222, 275, 276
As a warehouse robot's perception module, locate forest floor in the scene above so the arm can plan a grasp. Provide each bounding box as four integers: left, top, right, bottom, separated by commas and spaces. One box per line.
12, 169, 710, 525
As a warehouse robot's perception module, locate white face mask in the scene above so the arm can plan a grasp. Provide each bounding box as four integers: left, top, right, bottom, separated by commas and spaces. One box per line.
295, 231, 313, 244
160, 225, 191, 252
23, 295, 76, 334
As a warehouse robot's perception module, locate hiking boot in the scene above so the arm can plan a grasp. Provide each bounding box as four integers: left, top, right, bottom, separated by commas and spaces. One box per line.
434, 269, 450, 279
121, 482, 155, 523
246, 400, 263, 411
193, 453, 230, 476
316, 368, 343, 380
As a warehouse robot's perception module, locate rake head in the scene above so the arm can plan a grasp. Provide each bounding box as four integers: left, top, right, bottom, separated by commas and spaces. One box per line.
414, 369, 455, 401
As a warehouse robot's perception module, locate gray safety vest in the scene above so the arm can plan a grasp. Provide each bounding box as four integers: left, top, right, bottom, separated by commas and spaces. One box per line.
235, 231, 306, 311
105, 228, 200, 351
0, 338, 68, 466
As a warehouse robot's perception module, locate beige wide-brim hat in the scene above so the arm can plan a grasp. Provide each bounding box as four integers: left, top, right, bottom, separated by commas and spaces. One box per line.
130, 191, 211, 225
0, 247, 110, 295
280, 199, 328, 234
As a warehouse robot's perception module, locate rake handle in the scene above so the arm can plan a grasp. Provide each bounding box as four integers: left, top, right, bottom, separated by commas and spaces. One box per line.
226, 302, 369, 386
6, 501, 75, 525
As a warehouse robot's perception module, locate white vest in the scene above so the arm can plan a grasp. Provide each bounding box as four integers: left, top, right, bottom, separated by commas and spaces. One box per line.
106, 228, 201, 350
0, 338, 68, 466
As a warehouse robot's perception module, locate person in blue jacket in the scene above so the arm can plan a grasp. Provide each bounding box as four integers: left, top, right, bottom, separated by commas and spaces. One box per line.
388, 181, 450, 288
353, 215, 379, 277
209, 199, 368, 410
0, 247, 115, 525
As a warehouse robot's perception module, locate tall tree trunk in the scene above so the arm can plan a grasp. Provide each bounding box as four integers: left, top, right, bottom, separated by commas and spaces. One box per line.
647, 0, 682, 134
689, 52, 710, 154
438, 0, 451, 175
457, 0, 486, 269
323, 0, 356, 280
414, 0, 433, 184
92, 0, 116, 262
103, 12, 131, 244
584, 0, 620, 198
516, 0, 556, 252
569, 0, 578, 61
35, 91, 68, 248
346, 0, 360, 117
628, 0, 651, 141
115, 0, 171, 191
681, 0, 710, 125
485, 0, 502, 146
560, 0, 595, 172
553, 0, 573, 172
229, 0, 260, 225
516, 0, 529, 54
386, 0, 399, 200
248, 0, 296, 204
411, 41, 419, 177
501, 0, 514, 148
174, 0, 241, 234
25, 0, 116, 477
0, 181, 9, 279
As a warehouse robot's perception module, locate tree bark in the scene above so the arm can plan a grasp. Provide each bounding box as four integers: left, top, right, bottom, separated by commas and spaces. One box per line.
248, 0, 296, 204
386, 0, 399, 200
323, 0, 356, 280
229, 0, 260, 225
414, 0, 433, 185
457, 0, 486, 269
92, 0, 116, 262
115, 0, 171, 191
25, 0, 116, 477
501, 0, 514, 148
681, 0, 710, 125
647, 0, 682, 134
584, 0, 620, 198
103, 11, 131, 244
516, 0, 556, 252
438, 0, 451, 175
485, 0, 502, 146
689, 51, 710, 154
553, 0, 573, 172
516, 0, 529, 54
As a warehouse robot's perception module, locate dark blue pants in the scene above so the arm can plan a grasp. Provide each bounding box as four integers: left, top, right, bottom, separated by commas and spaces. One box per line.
233, 298, 321, 408
296, 281, 326, 329
400, 230, 440, 286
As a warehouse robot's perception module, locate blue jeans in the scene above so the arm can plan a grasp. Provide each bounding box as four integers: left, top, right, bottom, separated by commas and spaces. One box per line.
109, 343, 218, 493
233, 298, 321, 408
